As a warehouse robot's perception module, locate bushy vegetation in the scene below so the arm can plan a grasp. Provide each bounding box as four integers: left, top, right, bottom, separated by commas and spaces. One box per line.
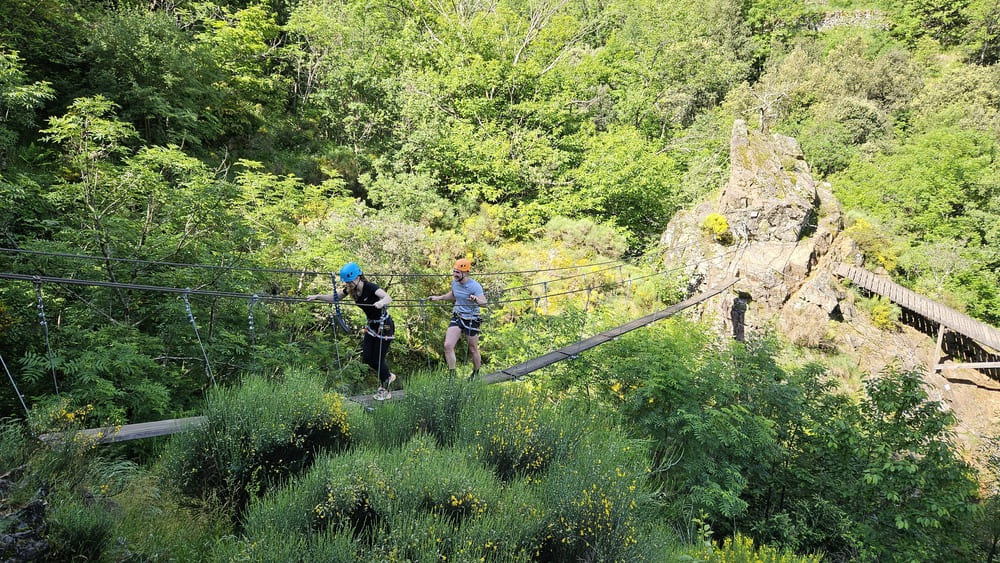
2, 0, 1000, 560
161, 371, 351, 517
2, 325, 995, 560
547, 323, 984, 561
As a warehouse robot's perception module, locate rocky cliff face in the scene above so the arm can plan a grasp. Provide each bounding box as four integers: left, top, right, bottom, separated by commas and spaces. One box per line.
659, 119, 856, 345
658, 120, 998, 452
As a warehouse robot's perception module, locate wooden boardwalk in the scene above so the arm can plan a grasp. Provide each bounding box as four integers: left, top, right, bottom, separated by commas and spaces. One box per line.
835, 264, 1000, 373
45, 277, 737, 443
836, 264, 1000, 353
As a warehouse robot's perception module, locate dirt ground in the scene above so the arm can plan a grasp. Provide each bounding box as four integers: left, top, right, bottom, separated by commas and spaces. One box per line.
836, 319, 1000, 464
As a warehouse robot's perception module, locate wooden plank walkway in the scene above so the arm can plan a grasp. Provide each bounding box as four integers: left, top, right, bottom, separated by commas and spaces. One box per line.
835, 263, 1000, 354
42, 278, 737, 443
482, 277, 738, 385
40, 416, 207, 445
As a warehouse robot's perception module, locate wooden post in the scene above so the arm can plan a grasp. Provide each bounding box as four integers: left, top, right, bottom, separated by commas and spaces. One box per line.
931, 323, 946, 377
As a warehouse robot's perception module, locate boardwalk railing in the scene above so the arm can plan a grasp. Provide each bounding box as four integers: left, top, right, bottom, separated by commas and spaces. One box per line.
835, 263, 1000, 375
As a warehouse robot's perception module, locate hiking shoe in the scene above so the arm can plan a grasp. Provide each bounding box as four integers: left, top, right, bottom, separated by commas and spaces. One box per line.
386, 373, 396, 389
374, 388, 388, 401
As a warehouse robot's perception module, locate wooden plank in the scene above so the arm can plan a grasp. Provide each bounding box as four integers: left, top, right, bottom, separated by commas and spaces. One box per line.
497, 351, 574, 380
835, 262, 1000, 353
931, 324, 946, 377
559, 334, 615, 356
349, 389, 408, 408
483, 277, 738, 383
40, 416, 207, 445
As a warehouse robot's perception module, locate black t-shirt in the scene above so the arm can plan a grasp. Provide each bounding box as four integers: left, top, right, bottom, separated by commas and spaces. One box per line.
351, 280, 386, 322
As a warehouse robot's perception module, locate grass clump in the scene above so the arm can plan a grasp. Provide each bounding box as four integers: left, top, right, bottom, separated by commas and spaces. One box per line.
161, 370, 351, 517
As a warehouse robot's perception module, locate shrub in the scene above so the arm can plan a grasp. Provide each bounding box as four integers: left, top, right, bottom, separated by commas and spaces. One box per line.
389, 434, 499, 526
348, 374, 484, 449
687, 532, 823, 562
240, 445, 389, 547
161, 371, 351, 517
701, 213, 734, 244
528, 429, 657, 561
461, 386, 569, 481
239, 433, 505, 560
858, 295, 901, 331
101, 472, 230, 561
844, 216, 898, 272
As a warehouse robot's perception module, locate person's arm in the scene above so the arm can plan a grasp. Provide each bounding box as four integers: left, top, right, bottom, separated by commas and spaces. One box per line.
306, 286, 348, 303
469, 282, 486, 305
429, 290, 455, 302
373, 288, 392, 309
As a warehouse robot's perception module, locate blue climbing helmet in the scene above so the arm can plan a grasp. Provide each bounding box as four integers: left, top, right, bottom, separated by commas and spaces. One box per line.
340, 262, 362, 283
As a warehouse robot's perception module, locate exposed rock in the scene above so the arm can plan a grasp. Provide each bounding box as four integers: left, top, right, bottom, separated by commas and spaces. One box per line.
721, 120, 817, 244
657, 118, 999, 457
1, 498, 49, 562
660, 119, 844, 340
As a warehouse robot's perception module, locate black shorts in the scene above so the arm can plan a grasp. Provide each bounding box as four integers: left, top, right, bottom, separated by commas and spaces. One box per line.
449, 314, 481, 337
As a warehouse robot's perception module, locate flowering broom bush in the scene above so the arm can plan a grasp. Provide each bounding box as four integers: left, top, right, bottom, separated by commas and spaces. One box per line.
162, 371, 351, 517
460, 385, 578, 481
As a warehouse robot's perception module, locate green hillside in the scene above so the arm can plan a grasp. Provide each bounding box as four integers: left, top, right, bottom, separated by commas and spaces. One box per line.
1, 0, 999, 560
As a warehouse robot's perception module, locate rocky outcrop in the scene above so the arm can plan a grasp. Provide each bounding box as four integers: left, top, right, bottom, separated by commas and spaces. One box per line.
660, 119, 849, 342
658, 120, 998, 454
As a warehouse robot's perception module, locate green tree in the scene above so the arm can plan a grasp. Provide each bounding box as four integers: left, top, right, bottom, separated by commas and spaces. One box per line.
83, 7, 223, 146
556, 125, 683, 244
188, 3, 291, 147
0, 48, 54, 170
893, 0, 972, 46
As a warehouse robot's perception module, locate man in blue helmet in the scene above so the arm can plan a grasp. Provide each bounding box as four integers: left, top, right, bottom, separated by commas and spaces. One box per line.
308, 262, 396, 400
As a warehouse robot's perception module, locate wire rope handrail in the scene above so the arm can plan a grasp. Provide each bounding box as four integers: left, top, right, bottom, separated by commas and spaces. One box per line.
37, 276, 740, 443
0, 246, 741, 309
0, 246, 628, 278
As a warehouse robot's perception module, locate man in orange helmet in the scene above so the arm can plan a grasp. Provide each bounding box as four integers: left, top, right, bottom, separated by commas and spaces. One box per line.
429, 258, 486, 379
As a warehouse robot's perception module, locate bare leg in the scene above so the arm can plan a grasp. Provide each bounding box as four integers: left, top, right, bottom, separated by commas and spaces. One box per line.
467, 334, 481, 371
444, 325, 462, 369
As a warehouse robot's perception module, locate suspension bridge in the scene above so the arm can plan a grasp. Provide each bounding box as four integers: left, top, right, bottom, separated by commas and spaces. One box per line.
0, 245, 738, 444
6, 246, 1000, 445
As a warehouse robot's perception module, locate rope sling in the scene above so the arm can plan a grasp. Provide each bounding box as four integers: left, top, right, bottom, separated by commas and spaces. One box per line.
183, 289, 217, 388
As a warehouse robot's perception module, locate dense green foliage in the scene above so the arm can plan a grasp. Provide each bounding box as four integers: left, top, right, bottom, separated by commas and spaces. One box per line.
2, 0, 1000, 560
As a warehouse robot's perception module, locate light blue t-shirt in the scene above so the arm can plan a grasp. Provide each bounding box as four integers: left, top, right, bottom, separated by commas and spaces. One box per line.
451, 278, 484, 318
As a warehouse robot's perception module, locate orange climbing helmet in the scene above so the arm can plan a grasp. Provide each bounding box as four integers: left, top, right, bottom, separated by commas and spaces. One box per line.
453, 258, 471, 273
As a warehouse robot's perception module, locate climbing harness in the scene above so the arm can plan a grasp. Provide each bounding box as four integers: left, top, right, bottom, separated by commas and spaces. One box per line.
1, 352, 29, 416
33, 278, 59, 394
182, 289, 217, 388
364, 309, 394, 341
